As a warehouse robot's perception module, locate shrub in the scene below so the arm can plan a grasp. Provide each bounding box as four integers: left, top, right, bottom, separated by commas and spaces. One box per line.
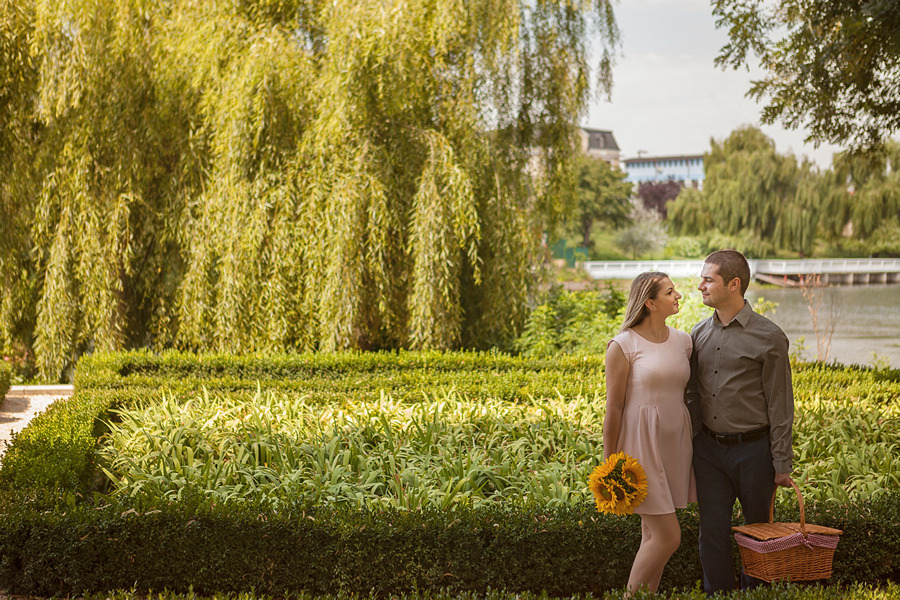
0, 494, 896, 597
93, 384, 898, 510
0, 360, 11, 399
514, 288, 624, 358
78, 583, 900, 600
0, 388, 117, 493
97, 390, 607, 509
0, 350, 898, 597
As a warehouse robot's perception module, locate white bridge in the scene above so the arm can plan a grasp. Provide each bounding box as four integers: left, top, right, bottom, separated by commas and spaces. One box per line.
581, 259, 900, 286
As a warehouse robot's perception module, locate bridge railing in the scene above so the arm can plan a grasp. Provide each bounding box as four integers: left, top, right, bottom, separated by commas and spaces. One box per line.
581, 260, 704, 280
581, 259, 900, 281
752, 259, 900, 274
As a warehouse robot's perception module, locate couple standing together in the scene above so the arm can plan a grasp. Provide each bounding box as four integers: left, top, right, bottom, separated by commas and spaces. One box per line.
603, 249, 794, 595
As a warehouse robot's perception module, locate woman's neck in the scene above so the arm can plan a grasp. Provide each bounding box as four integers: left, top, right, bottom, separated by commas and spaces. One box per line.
632, 317, 668, 342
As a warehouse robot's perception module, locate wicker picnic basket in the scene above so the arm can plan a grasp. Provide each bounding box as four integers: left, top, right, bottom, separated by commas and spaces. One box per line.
731, 481, 842, 582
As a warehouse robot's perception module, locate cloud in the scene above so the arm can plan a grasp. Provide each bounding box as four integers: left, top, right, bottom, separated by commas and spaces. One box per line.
587, 1, 842, 167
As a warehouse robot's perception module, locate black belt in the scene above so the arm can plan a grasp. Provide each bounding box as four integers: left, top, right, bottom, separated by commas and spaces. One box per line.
702, 424, 769, 445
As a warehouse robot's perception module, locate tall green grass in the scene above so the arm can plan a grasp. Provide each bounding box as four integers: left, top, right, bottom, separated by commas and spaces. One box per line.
793, 394, 900, 502
99, 390, 606, 509
98, 382, 899, 508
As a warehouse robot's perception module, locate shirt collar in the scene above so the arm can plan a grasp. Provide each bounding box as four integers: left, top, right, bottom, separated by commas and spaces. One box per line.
713, 299, 753, 328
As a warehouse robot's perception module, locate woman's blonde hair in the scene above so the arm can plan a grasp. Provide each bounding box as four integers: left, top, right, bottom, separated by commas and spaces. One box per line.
619, 271, 669, 333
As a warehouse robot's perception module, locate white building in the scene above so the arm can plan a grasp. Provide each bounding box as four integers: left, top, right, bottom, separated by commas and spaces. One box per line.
623, 154, 704, 188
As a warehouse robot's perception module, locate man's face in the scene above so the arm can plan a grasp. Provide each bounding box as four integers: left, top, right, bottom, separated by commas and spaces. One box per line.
698, 262, 730, 309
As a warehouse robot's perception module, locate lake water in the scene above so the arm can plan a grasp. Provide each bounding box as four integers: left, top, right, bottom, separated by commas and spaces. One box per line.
745, 284, 900, 368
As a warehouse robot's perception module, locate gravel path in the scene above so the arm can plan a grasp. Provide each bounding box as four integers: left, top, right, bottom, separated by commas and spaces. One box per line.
0, 385, 73, 457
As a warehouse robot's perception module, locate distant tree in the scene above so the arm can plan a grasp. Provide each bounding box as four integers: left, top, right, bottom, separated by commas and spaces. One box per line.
668, 126, 821, 257
772, 170, 825, 258
799, 274, 839, 362
704, 126, 790, 240
571, 154, 632, 249
0, 0, 40, 367
3, 0, 198, 379
667, 187, 712, 237
637, 180, 683, 219
616, 199, 667, 259
705, 126, 821, 256
818, 141, 900, 251
713, 0, 900, 151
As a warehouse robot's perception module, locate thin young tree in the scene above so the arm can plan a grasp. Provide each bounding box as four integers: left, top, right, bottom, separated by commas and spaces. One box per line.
571, 153, 632, 250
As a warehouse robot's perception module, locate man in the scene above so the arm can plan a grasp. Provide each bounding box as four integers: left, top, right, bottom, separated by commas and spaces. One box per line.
687, 249, 794, 594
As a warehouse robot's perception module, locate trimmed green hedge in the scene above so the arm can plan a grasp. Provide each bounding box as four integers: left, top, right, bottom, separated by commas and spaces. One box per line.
0, 350, 897, 597
0, 493, 897, 597
70, 583, 900, 600
73, 349, 606, 401
6, 350, 895, 501
0, 386, 113, 492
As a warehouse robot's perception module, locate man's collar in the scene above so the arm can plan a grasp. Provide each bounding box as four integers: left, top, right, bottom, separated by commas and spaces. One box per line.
713, 300, 753, 328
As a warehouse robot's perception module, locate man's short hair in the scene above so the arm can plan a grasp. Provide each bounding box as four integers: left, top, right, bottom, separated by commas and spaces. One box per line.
705, 249, 750, 296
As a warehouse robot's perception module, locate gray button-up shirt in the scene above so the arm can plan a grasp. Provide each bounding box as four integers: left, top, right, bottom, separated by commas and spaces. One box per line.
687, 300, 794, 473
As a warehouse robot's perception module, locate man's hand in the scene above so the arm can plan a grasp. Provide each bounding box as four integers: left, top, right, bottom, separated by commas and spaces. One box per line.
774, 472, 793, 487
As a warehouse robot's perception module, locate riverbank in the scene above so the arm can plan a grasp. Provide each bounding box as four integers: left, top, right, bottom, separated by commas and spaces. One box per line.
747, 284, 900, 368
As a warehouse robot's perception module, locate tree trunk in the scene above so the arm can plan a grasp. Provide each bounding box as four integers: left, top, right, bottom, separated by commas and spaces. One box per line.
580, 216, 593, 249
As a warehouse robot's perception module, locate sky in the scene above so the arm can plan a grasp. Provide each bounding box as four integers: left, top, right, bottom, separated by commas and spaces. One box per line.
584, 0, 843, 168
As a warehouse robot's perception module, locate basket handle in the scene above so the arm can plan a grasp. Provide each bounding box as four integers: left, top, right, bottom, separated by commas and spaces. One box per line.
768, 479, 805, 535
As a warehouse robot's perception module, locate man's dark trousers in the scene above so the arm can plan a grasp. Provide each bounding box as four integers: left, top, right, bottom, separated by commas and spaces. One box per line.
693, 431, 776, 594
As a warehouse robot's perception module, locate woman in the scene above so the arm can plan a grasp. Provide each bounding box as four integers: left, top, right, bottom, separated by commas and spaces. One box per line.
603, 271, 695, 594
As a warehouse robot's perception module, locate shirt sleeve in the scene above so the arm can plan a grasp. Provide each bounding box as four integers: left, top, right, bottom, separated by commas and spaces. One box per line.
762, 328, 794, 473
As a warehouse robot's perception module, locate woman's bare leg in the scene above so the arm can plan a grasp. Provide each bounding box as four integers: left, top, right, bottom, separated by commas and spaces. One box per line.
627, 512, 681, 594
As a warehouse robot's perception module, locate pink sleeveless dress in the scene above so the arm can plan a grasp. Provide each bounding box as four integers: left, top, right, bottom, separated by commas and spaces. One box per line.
609, 326, 696, 514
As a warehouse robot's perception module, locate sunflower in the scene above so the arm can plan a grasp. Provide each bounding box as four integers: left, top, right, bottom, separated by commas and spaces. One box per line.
609, 481, 633, 516
587, 452, 648, 515
590, 479, 618, 513
621, 454, 649, 508
591, 451, 621, 481
589, 465, 615, 511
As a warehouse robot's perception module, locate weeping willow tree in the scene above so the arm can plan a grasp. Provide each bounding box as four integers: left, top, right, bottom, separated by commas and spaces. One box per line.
0, 1, 41, 374
819, 141, 900, 253
667, 126, 822, 257
1, 0, 205, 380
0, 0, 620, 379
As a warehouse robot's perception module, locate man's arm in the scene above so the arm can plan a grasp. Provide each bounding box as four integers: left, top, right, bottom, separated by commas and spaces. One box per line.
774, 472, 793, 487
685, 328, 702, 437
763, 329, 795, 486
